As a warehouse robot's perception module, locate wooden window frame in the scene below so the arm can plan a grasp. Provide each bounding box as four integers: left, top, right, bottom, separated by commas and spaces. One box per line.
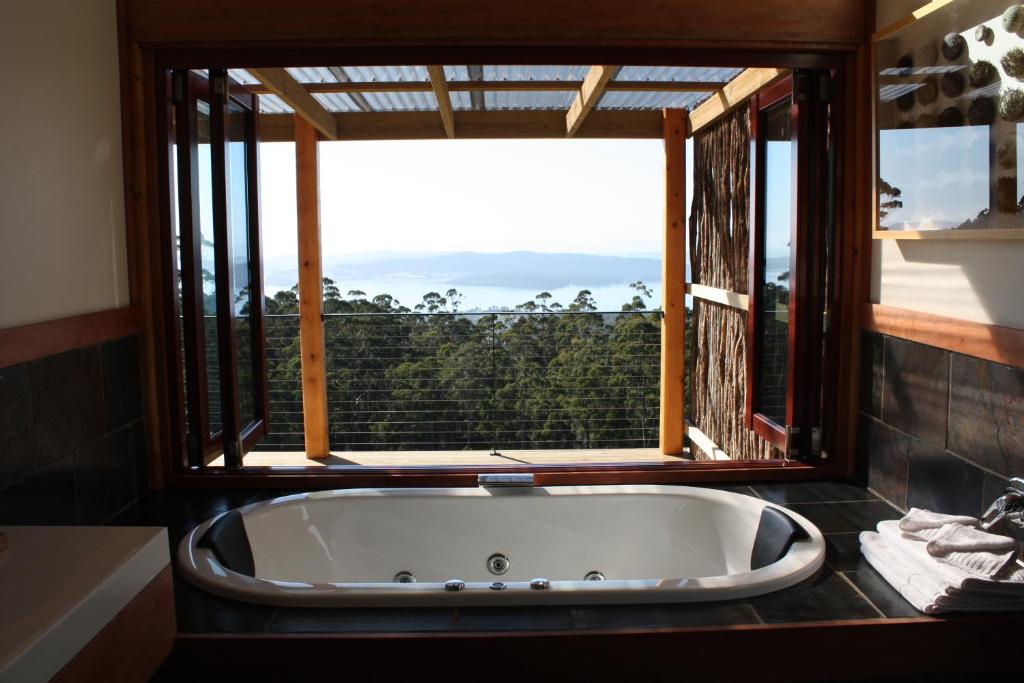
141, 47, 864, 489
164, 69, 269, 469
745, 72, 831, 459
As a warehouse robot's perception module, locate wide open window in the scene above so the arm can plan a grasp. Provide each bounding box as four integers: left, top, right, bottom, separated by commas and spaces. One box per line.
745, 73, 832, 458
171, 69, 268, 467
153, 61, 851, 482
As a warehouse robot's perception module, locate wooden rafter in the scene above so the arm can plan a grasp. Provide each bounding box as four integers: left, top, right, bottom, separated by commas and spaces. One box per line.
426, 65, 456, 138
257, 109, 664, 142
687, 67, 788, 136
565, 65, 618, 137
244, 80, 729, 94
247, 67, 339, 140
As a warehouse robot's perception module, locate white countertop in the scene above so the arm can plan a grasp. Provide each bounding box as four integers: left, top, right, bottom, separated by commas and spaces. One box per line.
0, 526, 170, 683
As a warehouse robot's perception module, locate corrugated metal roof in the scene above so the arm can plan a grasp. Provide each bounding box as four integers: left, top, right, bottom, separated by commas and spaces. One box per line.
597, 90, 712, 110
228, 68, 258, 85
615, 66, 742, 82
312, 92, 363, 112
359, 90, 438, 111
480, 90, 576, 110
258, 94, 292, 114
337, 66, 429, 82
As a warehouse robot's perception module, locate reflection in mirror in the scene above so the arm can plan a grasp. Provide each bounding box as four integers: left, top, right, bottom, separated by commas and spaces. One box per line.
876, 0, 1024, 232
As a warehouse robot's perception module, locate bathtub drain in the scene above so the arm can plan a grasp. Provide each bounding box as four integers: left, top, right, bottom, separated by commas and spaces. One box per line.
584, 571, 605, 581
393, 571, 416, 583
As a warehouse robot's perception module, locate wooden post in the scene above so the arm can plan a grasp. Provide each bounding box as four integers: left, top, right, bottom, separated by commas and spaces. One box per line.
660, 108, 687, 455
295, 115, 330, 458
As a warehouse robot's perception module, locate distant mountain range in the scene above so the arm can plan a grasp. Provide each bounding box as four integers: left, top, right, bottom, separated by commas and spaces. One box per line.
263, 251, 663, 291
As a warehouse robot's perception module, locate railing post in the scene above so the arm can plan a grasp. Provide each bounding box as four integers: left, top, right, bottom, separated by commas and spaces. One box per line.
660, 108, 688, 455
295, 115, 330, 458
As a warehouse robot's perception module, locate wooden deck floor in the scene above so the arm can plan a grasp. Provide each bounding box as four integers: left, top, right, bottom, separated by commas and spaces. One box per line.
209, 448, 689, 468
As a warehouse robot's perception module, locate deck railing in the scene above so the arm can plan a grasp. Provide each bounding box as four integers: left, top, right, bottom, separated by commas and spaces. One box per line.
257, 310, 662, 453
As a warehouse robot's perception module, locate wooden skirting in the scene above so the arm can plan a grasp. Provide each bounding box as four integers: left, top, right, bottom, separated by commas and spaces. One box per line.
0, 306, 140, 369
861, 303, 1024, 369
51, 566, 175, 683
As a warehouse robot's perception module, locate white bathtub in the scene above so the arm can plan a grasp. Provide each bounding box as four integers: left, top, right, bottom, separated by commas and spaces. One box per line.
177, 485, 825, 607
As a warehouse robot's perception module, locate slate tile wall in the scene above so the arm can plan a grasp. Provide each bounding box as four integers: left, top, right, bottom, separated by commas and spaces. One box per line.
0, 336, 148, 524
859, 332, 1021, 517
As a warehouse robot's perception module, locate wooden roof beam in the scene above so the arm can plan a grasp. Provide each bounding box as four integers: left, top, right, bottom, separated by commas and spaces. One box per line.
247, 67, 339, 140
566, 65, 618, 138
687, 68, 788, 136
426, 65, 456, 138
245, 80, 730, 94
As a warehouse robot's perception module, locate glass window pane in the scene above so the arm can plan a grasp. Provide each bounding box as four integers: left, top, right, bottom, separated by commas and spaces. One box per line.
228, 100, 256, 428
758, 98, 792, 426
196, 97, 222, 436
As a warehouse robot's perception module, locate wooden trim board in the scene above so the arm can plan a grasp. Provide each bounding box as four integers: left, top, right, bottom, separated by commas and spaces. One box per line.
0, 307, 140, 369
686, 283, 749, 310
861, 303, 1024, 369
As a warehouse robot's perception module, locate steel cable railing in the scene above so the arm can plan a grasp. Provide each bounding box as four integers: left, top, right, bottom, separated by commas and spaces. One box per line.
255, 310, 662, 453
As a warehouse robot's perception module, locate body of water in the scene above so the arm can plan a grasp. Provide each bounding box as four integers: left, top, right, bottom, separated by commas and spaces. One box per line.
269, 278, 664, 312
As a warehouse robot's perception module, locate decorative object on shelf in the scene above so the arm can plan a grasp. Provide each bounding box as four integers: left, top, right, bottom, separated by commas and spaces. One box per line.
1002, 47, 1024, 78
969, 60, 999, 87
897, 54, 914, 76
917, 77, 939, 104
942, 33, 967, 60
938, 105, 965, 126
897, 91, 916, 111
968, 95, 997, 125
916, 113, 939, 128
916, 42, 938, 67
997, 135, 1017, 168
976, 25, 994, 43
999, 87, 1024, 121
940, 70, 966, 97
1002, 5, 1024, 32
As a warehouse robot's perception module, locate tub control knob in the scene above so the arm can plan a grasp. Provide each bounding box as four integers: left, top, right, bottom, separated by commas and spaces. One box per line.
444, 579, 466, 592
530, 578, 551, 590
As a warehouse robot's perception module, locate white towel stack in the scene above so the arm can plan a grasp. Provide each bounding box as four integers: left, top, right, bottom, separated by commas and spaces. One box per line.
859, 508, 1024, 614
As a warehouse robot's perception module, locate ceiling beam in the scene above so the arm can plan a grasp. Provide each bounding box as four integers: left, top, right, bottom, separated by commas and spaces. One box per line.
426, 65, 456, 138
566, 65, 618, 138
258, 109, 663, 142
245, 80, 730, 94
246, 67, 339, 140
687, 68, 788, 136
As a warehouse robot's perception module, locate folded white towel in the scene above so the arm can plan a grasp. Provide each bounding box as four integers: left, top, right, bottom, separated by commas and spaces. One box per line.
898, 508, 979, 532
923, 523, 1018, 556
860, 532, 1024, 614
878, 521, 1024, 586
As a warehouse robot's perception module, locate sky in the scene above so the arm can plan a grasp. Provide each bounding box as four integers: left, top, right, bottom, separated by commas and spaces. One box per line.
257, 139, 666, 259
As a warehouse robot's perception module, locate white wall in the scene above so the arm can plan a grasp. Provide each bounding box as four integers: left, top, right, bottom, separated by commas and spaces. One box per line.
871, 0, 1024, 328
0, 0, 129, 329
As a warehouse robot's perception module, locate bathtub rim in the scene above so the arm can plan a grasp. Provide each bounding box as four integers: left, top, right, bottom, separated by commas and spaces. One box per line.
177, 484, 826, 607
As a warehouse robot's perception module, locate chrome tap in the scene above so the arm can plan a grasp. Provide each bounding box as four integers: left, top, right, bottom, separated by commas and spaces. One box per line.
979, 477, 1024, 532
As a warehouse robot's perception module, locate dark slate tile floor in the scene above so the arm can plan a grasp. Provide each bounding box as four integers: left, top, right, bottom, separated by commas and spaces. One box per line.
109, 481, 925, 634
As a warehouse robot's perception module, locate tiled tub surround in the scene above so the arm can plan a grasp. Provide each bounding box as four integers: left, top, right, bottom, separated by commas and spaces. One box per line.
859, 332, 1021, 517
0, 336, 147, 524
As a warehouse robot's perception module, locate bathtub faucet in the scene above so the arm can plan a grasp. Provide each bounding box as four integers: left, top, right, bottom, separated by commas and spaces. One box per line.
980, 477, 1024, 532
